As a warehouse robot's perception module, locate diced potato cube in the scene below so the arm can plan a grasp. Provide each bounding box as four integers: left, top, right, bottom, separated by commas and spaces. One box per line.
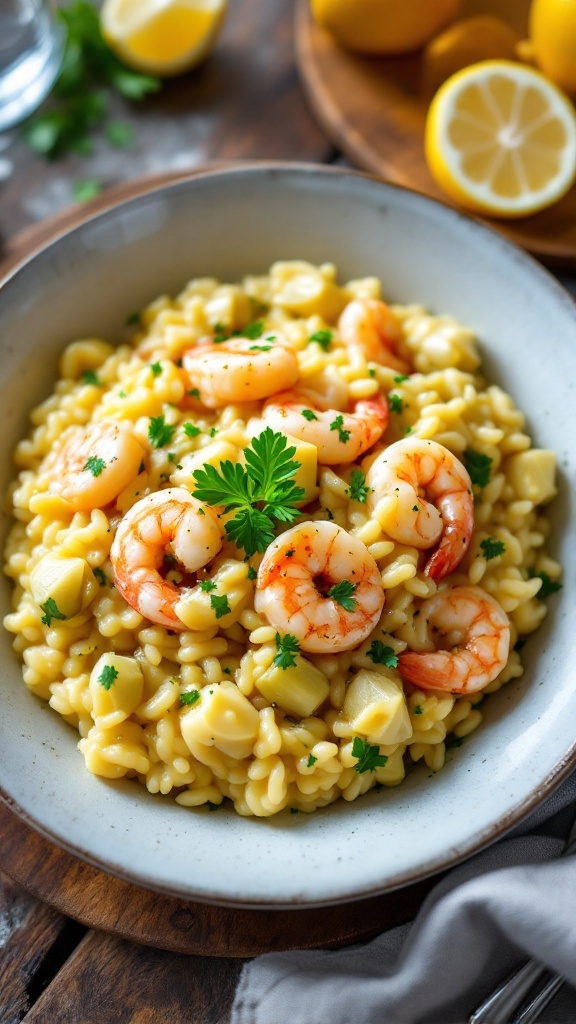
89, 653, 144, 727
506, 450, 557, 505
180, 681, 259, 759
284, 433, 319, 506
175, 558, 252, 631
339, 669, 413, 745
270, 261, 346, 321
30, 553, 97, 619
171, 440, 239, 491
256, 656, 330, 718
204, 286, 253, 332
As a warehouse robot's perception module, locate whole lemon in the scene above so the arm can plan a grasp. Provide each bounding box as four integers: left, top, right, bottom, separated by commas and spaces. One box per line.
529, 0, 576, 93
310, 0, 461, 55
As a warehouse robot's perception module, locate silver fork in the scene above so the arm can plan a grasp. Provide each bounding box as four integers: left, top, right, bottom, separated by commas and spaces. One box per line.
468, 812, 576, 1024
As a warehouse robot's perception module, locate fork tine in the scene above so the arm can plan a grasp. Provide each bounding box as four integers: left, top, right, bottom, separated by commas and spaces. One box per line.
468, 962, 547, 1024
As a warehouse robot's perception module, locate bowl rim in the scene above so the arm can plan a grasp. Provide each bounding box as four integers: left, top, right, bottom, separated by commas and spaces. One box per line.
1, 160, 575, 908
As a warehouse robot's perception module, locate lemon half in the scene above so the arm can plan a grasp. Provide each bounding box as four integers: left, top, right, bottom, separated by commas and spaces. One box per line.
425, 60, 576, 218
100, 0, 227, 77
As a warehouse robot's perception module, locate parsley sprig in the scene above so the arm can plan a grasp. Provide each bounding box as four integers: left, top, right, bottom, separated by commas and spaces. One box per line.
192, 428, 305, 556
367, 641, 398, 668
22, 0, 161, 161
328, 580, 357, 611
274, 633, 300, 670
40, 598, 67, 626
348, 469, 368, 504
464, 448, 493, 488
352, 737, 388, 774
480, 537, 506, 561
533, 571, 563, 599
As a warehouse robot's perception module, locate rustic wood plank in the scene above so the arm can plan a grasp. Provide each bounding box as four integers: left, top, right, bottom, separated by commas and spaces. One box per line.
0, 0, 332, 240
21, 930, 245, 1024
0, 872, 83, 1024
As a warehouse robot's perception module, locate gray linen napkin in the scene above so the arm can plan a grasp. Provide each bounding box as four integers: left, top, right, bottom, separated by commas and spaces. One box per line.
232, 773, 576, 1024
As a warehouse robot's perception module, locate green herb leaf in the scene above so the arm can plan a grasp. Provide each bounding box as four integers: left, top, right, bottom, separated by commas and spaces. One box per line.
301, 408, 318, 421
199, 579, 217, 593
388, 393, 404, 414
242, 320, 265, 340
464, 448, 493, 488
93, 567, 108, 586
348, 468, 368, 503
367, 641, 398, 668
533, 571, 563, 599
192, 428, 304, 556
210, 594, 231, 619
84, 455, 106, 477
274, 632, 300, 670
393, 374, 410, 383
98, 664, 118, 690
150, 361, 162, 377
352, 736, 388, 773
329, 414, 351, 445
148, 414, 176, 449
307, 754, 318, 767
80, 369, 102, 386
180, 690, 200, 706
413, 704, 423, 715
73, 178, 102, 203
480, 537, 506, 561
188, 388, 201, 399
247, 565, 257, 581
40, 597, 67, 626
105, 120, 134, 147
328, 580, 357, 611
308, 329, 332, 351
182, 422, 201, 439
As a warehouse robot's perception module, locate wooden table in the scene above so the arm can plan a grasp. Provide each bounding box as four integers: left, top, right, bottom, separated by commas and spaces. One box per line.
1, 2, 575, 1021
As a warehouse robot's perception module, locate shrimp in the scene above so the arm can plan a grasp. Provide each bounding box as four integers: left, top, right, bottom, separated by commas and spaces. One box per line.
254, 520, 384, 653
366, 438, 474, 580
338, 298, 411, 374
110, 487, 224, 630
182, 334, 299, 408
49, 421, 146, 512
398, 585, 510, 694
261, 389, 389, 465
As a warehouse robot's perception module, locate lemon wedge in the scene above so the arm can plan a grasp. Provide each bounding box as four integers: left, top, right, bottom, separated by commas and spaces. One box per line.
100, 0, 227, 77
425, 60, 576, 218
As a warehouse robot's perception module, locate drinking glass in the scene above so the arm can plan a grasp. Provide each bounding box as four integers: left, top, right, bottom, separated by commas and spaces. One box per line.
0, 0, 64, 131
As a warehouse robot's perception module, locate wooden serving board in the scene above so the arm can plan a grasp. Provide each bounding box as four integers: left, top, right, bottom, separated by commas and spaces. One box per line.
0, 167, 439, 956
294, 0, 576, 267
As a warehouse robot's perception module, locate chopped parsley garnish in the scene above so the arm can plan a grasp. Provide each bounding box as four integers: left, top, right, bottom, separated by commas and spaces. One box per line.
98, 664, 118, 690
464, 448, 493, 488
192, 428, 305, 556
480, 537, 506, 561
242, 319, 265, 340
307, 754, 318, 768
148, 414, 176, 449
533, 571, 563, 598
249, 344, 272, 352
352, 736, 388, 774
328, 580, 357, 611
180, 690, 200, 706
348, 469, 368, 504
150, 361, 162, 377
80, 369, 102, 386
412, 505, 419, 512
210, 594, 231, 619
274, 632, 300, 670
413, 704, 423, 716
93, 567, 108, 586
308, 329, 332, 351
367, 641, 398, 668
393, 374, 410, 383
389, 393, 404, 414
209, 427, 218, 437
183, 422, 201, 439
84, 455, 106, 477
301, 408, 318, 422
126, 312, 141, 326
73, 178, 101, 203
247, 565, 257, 581
188, 388, 201, 399
208, 801, 222, 811
40, 598, 67, 626
446, 736, 464, 750
329, 414, 351, 445
199, 579, 217, 592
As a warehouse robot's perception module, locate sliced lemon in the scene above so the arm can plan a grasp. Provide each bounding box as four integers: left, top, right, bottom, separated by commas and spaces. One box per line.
425, 60, 576, 218
100, 0, 227, 77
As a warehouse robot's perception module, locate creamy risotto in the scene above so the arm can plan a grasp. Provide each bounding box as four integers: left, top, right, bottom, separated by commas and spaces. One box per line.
3, 261, 562, 817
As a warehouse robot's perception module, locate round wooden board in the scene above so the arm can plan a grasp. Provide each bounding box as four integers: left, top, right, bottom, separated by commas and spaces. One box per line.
0, 166, 439, 956
294, 0, 576, 268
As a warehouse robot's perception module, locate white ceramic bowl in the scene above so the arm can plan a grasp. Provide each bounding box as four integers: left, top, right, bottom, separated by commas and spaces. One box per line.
1, 164, 575, 908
